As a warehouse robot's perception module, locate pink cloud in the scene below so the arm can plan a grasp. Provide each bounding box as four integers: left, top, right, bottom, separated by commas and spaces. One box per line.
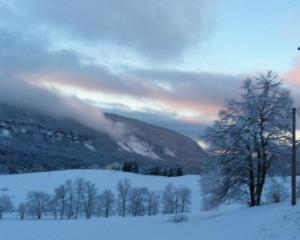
285, 57, 300, 87
26, 71, 222, 124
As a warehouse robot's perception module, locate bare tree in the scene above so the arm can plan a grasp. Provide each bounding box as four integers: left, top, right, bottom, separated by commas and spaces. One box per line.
74, 178, 84, 219
48, 198, 59, 220
117, 178, 132, 217
0, 194, 14, 219
128, 187, 148, 217
65, 180, 75, 219
176, 186, 191, 213
82, 180, 98, 219
27, 191, 51, 220
162, 184, 191, 214
97, 190, 115, 218
145, 191, 160, 216
162, 183, 176, 214
17, 202, 27, 220
266, 178, 288, 204
53, 184, 67, 219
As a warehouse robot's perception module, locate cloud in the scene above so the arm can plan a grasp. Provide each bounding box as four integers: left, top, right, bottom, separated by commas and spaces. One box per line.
286, 57, 300, 87
0, 0, 227, 137
285, 57, 300, 107
131, 69, 243, 107
0, 75, 125, 138
0, 27, 243, 129
4, 0, 218, 61
0, 29, 125, 138
6, 1, 293, 138
104, 107, 207, 139
28, 67, 241, 122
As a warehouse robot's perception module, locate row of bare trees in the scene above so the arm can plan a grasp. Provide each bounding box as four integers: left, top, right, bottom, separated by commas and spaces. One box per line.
0, 178, 191, 220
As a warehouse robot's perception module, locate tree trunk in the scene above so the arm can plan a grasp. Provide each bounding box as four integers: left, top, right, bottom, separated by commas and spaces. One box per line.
247, 156, 256, 207
255, 160, 267, 206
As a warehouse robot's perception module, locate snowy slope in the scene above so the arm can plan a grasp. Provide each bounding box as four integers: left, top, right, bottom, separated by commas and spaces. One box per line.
0, 170, 299, 240
0, 169, 202, 212
1, 203, 300, 240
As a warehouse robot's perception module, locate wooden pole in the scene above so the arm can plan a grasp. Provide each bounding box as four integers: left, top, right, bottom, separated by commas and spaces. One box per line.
292, 108, 297, 206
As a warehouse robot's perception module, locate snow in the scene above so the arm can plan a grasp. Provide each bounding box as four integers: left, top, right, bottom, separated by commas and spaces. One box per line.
84, 141, 96, 152
0, 170, 299, 240
0, 170, 201, 210
118, 136, 160, 159
164, 147, 176, 157
0, 129, 10, 137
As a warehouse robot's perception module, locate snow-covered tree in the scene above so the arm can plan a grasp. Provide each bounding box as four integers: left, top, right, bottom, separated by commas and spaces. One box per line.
27, 191, 51, 219
117, 178, 132, 217
97, 190, 115, 218
0, 194, 14, 219
202, 71, 293, 208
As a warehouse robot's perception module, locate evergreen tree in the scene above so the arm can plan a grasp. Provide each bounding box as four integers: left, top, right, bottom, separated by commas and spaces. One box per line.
176, 167, 184, 176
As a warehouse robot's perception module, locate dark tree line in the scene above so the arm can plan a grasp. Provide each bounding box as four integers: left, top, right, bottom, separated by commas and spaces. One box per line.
122, 161, 139, 173
121, 161, 184, 177
146, 166, 184, 177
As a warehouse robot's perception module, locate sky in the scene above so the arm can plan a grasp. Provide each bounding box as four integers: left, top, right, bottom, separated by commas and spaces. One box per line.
0, 0, 299, 139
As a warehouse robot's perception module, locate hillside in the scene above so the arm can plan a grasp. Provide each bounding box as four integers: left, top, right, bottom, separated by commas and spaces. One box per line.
0, 103, 206, 174
0, 169, 201, 210
0, 170, 299, 240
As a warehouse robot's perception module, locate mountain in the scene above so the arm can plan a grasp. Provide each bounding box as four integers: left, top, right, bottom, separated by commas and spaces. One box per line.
0, 103, 206, 174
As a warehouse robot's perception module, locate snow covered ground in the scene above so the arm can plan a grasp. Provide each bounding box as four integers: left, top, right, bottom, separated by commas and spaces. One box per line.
0, 169, 201, 211
0, 170, 299, 240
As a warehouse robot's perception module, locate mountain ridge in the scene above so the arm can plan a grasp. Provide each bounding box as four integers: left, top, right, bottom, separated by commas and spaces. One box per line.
0, 103, 206, 174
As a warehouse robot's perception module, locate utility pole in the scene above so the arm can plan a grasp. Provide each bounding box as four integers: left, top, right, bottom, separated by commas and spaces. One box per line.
293, 46, 300, 206
292, 107, 297, 206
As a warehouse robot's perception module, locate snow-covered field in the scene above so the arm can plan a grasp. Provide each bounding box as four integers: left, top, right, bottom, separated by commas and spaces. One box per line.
0, 170, 300, 240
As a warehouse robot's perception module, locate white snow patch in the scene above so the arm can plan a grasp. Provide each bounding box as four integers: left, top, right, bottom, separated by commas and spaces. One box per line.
84, 141, 96, 152
0, 129, 10, 137
20, 128, 27, 134
164, 147, 176, 157
118, 136, 160, 159
117, 141, 131, 152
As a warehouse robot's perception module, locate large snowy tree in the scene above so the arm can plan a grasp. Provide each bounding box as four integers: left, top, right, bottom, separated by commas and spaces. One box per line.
202, 71, 293, 208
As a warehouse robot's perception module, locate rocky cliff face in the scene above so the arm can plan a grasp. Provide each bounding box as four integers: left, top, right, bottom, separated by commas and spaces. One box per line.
0, 103, 207, 174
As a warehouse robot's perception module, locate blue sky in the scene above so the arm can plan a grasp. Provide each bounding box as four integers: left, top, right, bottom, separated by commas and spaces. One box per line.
181, 0, 300, 74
